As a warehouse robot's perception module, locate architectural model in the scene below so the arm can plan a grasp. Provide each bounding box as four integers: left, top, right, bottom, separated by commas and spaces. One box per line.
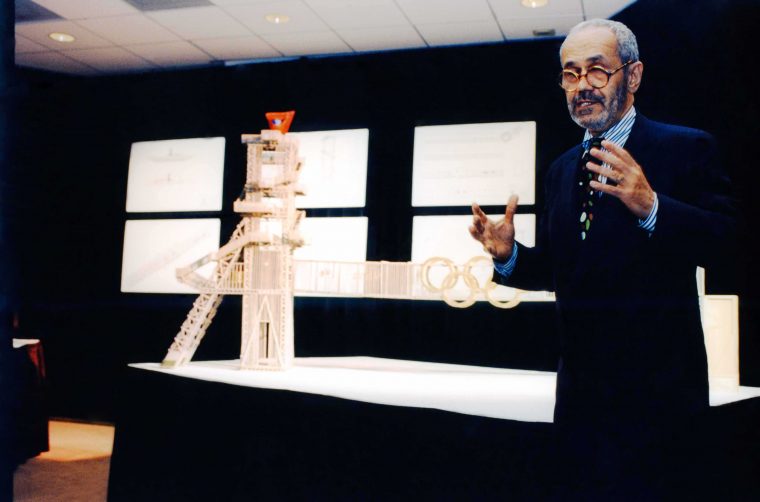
161, 112, 523, 371
156, 112, 738, 390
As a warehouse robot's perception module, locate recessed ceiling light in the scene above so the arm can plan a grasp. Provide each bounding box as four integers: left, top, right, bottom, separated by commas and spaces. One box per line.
265, 14, 290, 24
522, 0, 549, 8
49, 32, 76, 43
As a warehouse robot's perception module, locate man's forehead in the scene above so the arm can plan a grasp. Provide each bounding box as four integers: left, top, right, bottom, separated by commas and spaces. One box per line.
560, 27, 619, 66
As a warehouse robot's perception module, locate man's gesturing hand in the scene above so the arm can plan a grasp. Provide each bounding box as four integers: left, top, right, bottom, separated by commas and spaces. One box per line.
469, 194, 519, 261
586, 140, 656, 219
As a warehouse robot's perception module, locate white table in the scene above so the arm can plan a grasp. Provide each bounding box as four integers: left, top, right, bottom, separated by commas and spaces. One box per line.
132, 356, 760, 423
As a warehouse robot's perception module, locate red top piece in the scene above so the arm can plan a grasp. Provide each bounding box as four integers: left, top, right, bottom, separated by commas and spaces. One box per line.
266, 111, 295, 133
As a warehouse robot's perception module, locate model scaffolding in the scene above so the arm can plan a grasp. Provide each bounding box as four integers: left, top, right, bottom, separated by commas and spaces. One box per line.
162, 112, 525, 371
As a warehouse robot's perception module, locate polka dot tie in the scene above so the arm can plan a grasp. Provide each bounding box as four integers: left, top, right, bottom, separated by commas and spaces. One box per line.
578, 137, 604, 241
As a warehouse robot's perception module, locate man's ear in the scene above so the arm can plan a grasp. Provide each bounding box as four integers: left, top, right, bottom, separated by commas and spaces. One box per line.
628, 61, 643, 94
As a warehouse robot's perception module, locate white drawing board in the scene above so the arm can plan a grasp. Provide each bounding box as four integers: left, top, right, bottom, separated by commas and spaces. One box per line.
126, 137, 226, 212
121, 219, 221, 294
293, 216, 369, 298
411, 214, 536, 263
411, 214, 544, 303
412, 121, 536, 207
294, 216, 368, 262
290, 129, 369, 208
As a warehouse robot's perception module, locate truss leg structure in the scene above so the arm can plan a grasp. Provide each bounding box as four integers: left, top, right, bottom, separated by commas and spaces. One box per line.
161, 244, 243, 368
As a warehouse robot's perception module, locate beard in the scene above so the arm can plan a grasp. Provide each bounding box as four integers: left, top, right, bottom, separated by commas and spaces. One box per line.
567, 80, 628, 133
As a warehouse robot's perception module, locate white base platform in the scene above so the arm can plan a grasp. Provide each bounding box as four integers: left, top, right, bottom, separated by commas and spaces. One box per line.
131, 356, 760, 423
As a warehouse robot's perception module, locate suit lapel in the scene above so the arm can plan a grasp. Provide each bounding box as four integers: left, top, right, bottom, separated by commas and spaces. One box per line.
619, 113, 655, 180
541, 145, 585, 290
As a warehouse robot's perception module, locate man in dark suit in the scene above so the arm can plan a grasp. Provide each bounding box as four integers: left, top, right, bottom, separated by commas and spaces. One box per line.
470, 19, 735, 499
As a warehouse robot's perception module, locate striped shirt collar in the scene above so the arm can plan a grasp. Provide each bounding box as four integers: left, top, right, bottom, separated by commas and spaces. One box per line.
582, 105, 637, 149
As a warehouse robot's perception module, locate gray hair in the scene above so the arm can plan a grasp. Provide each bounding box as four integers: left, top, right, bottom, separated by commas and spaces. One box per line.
560, 19, 639, 64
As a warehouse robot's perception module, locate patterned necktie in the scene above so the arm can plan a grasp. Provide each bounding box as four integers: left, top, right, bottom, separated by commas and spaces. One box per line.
577, 137, 604, 241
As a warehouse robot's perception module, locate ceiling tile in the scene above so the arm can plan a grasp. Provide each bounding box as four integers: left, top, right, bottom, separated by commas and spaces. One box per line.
192, 36, 281, 60
222, 1, 329, 35
338, 24, 425, 52
502, 14, 583, 40
489, 0, 583, 19
30, 0, 138, 19
305, 0, 409, 29
15, 20, 114, 50
148, 6, 251, 39
582, 0, 637, 19
61, 46, 156, 71
126, 41, 213, 66
76, 14, 181, 45
260, 30, 351, 56
13, 0, 638, 75
15, 50, 100, 75
15, 34, 49, 54
417, 20, 504, 47
397, 0, 494, 24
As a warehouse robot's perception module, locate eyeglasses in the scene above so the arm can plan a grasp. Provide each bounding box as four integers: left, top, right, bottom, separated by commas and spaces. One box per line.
559, 61, 633, 92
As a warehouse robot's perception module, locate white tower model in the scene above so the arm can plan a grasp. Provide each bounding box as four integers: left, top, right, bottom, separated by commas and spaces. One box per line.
162, 113, 527, 371
162, 119, 304, 370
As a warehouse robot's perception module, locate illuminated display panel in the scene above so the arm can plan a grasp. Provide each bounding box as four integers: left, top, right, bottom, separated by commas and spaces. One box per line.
411, 214, 548, 303
126, 137, 225, 212
293, 216, 369, 298
293, 216, 368, 262
290, 129, 369, 208
412, 121, 535, 207
411, 214, 536, 263
121, 219, 221, 294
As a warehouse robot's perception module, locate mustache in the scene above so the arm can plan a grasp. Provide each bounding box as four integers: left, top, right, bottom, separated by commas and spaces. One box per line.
572, 91, 603, 106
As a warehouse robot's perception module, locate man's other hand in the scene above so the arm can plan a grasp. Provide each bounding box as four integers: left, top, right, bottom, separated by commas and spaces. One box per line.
469, 194, 519, 261
587, 140, 656, 219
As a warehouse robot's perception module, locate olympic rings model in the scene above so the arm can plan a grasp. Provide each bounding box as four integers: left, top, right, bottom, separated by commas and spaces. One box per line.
420, 256, 522, 309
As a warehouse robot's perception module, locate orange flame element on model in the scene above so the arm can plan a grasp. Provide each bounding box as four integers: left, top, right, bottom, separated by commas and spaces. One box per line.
266, 111, 295, 133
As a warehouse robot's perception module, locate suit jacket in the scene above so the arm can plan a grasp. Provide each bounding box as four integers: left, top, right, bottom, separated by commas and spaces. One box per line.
495, 114, 736, 428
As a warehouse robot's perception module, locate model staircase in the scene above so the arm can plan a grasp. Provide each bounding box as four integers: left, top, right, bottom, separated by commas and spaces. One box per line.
161, 246, 242, 368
